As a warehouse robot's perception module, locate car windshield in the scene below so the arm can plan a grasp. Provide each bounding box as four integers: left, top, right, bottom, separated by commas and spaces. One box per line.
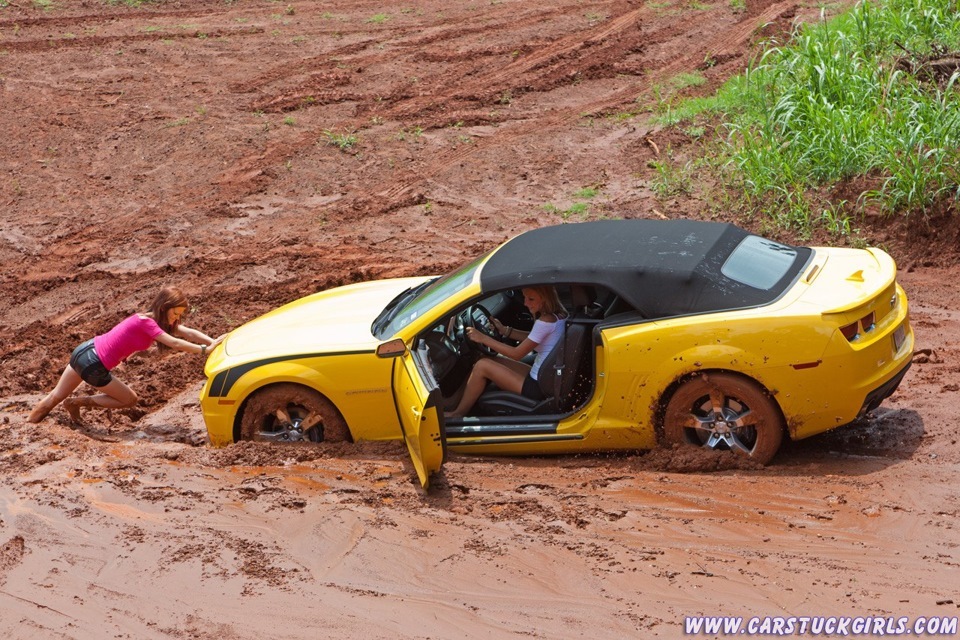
373, 253, 486, 339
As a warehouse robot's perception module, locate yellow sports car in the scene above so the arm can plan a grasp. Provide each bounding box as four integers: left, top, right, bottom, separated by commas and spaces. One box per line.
200, 220, 913, 488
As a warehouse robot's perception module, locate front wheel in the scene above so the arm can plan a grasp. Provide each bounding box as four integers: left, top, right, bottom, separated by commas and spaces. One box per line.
239, 384, 350, 444
662, 372, 784, 464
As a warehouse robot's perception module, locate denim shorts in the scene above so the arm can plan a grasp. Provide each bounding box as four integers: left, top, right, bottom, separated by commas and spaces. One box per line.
521, 373, 546, 401
69, 339, 112, 388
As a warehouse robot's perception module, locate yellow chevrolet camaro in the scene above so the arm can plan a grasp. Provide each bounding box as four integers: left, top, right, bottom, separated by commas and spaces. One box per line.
200, 220, 913, 488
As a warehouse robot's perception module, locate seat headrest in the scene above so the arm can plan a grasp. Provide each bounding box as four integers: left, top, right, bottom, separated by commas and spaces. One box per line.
570, 285, 596, 308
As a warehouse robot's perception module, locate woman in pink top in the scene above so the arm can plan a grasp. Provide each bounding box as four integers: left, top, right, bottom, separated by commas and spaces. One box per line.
28, 286, 225, 424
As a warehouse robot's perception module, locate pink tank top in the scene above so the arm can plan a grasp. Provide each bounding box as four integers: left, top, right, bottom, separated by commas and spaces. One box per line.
93, 314, 165, 370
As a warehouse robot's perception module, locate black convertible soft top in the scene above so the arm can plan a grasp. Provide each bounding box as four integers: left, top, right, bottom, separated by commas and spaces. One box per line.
479, 219, 811, 318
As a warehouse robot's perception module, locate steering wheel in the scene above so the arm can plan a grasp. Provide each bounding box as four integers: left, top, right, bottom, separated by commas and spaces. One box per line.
463, 304, 499, 356
422, 329, 459, 380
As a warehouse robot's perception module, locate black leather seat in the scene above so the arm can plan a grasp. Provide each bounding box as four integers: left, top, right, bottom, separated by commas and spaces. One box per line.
474, 319, 592, 416
570, 285, 605, 319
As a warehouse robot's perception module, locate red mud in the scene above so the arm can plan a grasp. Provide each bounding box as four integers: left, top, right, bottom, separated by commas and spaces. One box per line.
1, 1, 958, 637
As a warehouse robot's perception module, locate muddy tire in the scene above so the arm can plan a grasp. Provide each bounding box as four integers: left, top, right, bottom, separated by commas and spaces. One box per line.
662, 372, 784, 464
239, 383, 350, 443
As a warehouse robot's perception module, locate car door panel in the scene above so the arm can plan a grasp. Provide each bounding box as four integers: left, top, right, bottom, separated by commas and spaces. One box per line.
392, 346, 446, 488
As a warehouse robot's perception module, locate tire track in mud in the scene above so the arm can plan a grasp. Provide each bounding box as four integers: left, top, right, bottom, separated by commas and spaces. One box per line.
0, 0, 350, 30
0, 0, 434, 56
327, 1, 799, 216
0, 1, 274, 51
380, 9, 647, 120
257, 5, 645, 114
0, 6, 222, 29
231, 2, 594, 106
215, 3, 651, 203
213, 1, 797, 215
0, 26, 266, 53
0, 1, 796, 327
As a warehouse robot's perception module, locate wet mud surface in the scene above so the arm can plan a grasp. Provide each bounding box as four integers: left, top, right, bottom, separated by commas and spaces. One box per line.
2, 0, 959, 637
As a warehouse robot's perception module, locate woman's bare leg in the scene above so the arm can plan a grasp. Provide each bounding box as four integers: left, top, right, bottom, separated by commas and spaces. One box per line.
62, 378, 138, 423
443, 356, 526, 411
447, 358, 526, 418
497, 356, 532, 377
28, 364, 83, 423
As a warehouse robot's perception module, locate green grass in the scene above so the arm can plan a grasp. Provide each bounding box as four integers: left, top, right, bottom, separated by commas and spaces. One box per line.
543, 186, 604, 220
648, 156, 693, 198
322, 129, 359, 150
646, 70, 719, 127
395, 125, 423, 141
665, 0, 960, 231
669, 71, 706, 90
573, 186, 600, 199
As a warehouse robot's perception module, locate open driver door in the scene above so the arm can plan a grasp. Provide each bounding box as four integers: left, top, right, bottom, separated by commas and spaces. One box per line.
390, 341, 446, 489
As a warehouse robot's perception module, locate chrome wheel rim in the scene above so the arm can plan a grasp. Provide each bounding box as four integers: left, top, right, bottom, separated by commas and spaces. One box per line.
256, 407, 321, 443
683, 391, 759, 454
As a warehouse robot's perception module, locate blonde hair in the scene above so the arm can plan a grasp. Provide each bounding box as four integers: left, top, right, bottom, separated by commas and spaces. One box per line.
523, 285, 566, 319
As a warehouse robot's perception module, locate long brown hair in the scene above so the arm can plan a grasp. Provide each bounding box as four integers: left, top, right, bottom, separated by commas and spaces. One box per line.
150, 286, 189, 335
524, 285, 567, 319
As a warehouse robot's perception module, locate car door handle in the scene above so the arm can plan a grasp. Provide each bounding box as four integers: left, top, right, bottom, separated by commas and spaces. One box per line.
411, 406, 421, 418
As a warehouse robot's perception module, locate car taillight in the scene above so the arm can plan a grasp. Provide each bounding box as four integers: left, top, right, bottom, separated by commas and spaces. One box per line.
840, 322, 860, 341
840, 310, 877, 342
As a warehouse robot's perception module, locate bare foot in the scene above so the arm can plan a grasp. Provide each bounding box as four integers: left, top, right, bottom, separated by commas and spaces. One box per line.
62, 398, 83, 423
28, 398, 56, 423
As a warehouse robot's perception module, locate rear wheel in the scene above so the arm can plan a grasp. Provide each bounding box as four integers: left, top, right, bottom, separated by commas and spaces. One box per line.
239, 384, 350, 443
662, 372, 783, 464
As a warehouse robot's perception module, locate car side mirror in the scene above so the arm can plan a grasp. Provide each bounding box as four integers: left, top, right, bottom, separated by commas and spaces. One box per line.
376, 339, 407, 358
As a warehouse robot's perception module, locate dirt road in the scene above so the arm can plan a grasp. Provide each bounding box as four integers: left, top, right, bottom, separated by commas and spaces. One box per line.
2, 1, 958, 637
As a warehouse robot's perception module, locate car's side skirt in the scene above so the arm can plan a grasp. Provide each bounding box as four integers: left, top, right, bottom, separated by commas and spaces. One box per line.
449, 434, 584, 447
446, 421, 583, 446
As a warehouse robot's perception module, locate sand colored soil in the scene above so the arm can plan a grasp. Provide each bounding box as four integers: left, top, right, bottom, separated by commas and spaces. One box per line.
1, 0, 959, 637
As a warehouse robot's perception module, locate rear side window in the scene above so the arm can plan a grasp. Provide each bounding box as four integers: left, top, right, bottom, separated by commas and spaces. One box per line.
721, 235, 799, 290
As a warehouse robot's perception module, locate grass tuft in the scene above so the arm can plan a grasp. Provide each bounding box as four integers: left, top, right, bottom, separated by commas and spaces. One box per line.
322, 129, 359, 150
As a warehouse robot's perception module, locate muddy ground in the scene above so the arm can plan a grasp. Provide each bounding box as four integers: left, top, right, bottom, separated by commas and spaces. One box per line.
1, 0, 959, 637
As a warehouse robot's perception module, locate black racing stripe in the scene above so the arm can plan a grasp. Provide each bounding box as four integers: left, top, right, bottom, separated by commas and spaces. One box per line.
210, 370, 230, 397
208, 350, 373, 397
